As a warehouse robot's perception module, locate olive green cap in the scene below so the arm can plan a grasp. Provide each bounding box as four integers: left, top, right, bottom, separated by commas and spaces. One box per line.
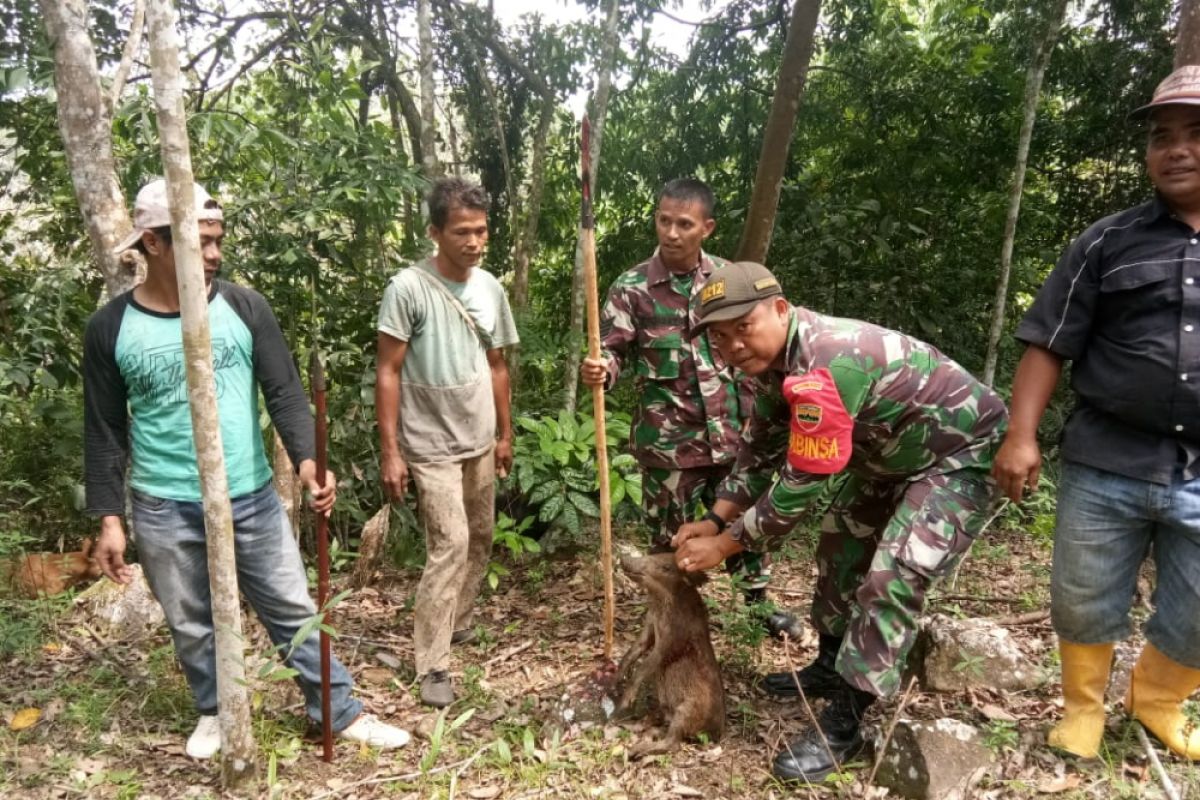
693, 261, 783, 334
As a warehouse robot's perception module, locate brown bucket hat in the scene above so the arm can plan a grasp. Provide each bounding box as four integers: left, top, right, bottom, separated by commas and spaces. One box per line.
1130, 65, 1200, 119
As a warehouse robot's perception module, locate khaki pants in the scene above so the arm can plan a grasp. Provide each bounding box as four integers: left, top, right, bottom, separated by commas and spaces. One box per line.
409, 446, 495, 675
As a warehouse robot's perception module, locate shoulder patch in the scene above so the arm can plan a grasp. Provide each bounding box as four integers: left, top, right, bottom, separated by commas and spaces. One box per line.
783, 368, 853, 475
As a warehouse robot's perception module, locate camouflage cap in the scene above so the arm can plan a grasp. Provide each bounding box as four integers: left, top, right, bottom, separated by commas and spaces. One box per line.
693, 261, 783, 334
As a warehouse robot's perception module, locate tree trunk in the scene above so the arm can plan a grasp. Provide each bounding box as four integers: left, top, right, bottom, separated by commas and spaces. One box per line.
39, 0, 137, 298
110, 0, 146, 107
733, 0, 821, 264
417, 0, 440, 177
145, 0, 258, 789
1177, 0, 1200, 67
982, 0, 1070, 386
272, 432, 301, 537
511, 99, 555, 312
349, 505, 390, 590
564, 0, 619, 413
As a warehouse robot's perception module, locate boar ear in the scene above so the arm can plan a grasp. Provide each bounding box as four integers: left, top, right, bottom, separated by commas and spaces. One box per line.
683, 569, 709, 588
80, 538, 94, 557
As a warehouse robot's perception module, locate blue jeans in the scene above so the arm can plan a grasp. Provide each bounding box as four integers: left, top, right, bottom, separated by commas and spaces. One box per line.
132, 483, 362, 731
1052, 460, 1200, 668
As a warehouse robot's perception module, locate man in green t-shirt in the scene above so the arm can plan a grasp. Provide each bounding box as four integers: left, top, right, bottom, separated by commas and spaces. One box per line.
376, 178, 519, 708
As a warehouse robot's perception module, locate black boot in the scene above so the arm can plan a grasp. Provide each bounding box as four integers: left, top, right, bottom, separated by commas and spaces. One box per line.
760, 634, 844, 699
772, 682, 876, 782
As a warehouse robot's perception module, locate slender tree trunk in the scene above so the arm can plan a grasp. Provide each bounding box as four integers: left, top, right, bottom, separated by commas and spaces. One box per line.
273, 432, 301, 536
564, 0, 619, 413
734, 0, 821, 263
1177, 0, 1200, 67
145, 0, 257, 789
417, 0, 440, 177
39, 0, 136, 298
511, 99, 555, 311
982, 0, 1070, 386
110, 0, 145, 107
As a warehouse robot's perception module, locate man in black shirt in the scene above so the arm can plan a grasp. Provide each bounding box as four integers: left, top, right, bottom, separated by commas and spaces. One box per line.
995, 66, 1200, 760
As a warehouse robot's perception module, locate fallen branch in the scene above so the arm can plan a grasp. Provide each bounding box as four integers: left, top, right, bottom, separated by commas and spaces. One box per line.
993, 609, 1051, 626
1135, 722, 1182, 800
484, 639, 534, 668
863, 676, 918, 794
937, 593, 1028, 604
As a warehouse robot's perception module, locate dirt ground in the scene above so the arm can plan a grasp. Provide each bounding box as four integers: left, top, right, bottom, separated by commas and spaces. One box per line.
1, 525, 1197, 799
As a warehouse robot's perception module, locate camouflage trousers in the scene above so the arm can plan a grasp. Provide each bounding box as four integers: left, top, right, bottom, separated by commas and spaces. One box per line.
642, 464, 770, 592
812, 467, 998, 697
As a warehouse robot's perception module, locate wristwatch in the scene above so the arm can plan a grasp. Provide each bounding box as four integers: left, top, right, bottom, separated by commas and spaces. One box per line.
703, 510, 726, 532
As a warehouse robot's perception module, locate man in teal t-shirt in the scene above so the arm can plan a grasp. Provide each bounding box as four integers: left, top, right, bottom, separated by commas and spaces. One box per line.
84, 179, 409, 759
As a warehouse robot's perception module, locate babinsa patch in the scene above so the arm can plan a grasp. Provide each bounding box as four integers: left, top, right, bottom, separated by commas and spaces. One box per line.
783, 368, 853, 475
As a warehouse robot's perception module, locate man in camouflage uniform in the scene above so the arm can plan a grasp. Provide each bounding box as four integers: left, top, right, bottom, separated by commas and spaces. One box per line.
580, 179, 797, 635
674, 261, 1007, 782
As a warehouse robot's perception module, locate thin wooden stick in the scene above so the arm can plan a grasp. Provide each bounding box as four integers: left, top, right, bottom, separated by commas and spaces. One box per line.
863, 676, 918, 794
579, 114, 615, 660
1135, 723, 1182, 800
779, 635, 849, 798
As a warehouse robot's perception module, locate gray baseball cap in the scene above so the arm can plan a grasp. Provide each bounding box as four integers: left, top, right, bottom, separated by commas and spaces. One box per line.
112, 178, 223, 254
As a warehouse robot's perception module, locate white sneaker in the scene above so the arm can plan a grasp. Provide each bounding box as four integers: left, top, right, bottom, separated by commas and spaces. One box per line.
338, 713, 411, 749
186, 714, 221, 759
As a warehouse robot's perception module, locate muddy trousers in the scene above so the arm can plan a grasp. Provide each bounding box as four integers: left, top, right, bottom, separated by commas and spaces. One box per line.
409, 446, 495, 676
643, 464, 770, 591
811, 468, 997, 697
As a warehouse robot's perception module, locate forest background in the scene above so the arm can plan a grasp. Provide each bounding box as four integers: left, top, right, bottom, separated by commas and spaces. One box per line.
0, 0, 1176, 556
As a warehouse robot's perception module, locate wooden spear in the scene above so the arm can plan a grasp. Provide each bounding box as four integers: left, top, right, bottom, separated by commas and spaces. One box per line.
144, 0, 256, 787
579, 115, 615, 659
309, 351, 334, 762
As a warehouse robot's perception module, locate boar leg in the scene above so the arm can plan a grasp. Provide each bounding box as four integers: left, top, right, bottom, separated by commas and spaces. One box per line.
616, 625, 656, 709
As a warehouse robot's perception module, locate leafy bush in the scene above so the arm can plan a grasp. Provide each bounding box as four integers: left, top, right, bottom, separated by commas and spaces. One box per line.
503, 410, 642, 542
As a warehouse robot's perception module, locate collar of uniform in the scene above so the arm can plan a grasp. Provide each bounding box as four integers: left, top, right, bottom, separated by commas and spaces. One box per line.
781, 307, 808, 372
646, 248, 713, 287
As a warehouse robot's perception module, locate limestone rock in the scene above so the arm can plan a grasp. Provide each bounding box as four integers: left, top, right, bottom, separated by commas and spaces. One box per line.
874, 718, 992, 800
918, 614, 1043, 692
73, 564, 165, 637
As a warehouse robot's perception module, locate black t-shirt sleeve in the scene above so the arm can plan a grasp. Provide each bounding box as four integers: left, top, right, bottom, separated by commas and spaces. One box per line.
1014, 217, 1114, 361
221, 282, 314, 469
83, 295, 131, 516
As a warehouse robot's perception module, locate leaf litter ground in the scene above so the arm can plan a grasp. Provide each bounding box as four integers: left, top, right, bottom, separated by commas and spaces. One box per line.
1, 526, 1197, 798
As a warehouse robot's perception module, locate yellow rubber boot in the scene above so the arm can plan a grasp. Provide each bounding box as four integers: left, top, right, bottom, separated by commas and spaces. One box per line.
1126, 643, 1200, 759
1048, 641, 1115, 758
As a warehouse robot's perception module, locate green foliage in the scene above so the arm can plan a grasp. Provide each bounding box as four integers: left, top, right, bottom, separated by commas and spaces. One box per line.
505, 410, 641, 544
487, 512, 540, 591
982, 719, 1020, 752
1000, 471, 1058, 546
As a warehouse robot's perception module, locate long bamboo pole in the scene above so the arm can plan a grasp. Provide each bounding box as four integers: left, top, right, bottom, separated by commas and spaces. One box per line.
579, 115, 615, 659
309, 351, 334, 762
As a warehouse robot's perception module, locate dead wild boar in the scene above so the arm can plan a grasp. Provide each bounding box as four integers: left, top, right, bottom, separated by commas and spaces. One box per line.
2, 538, 103, 598
617, 552, 725, 756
